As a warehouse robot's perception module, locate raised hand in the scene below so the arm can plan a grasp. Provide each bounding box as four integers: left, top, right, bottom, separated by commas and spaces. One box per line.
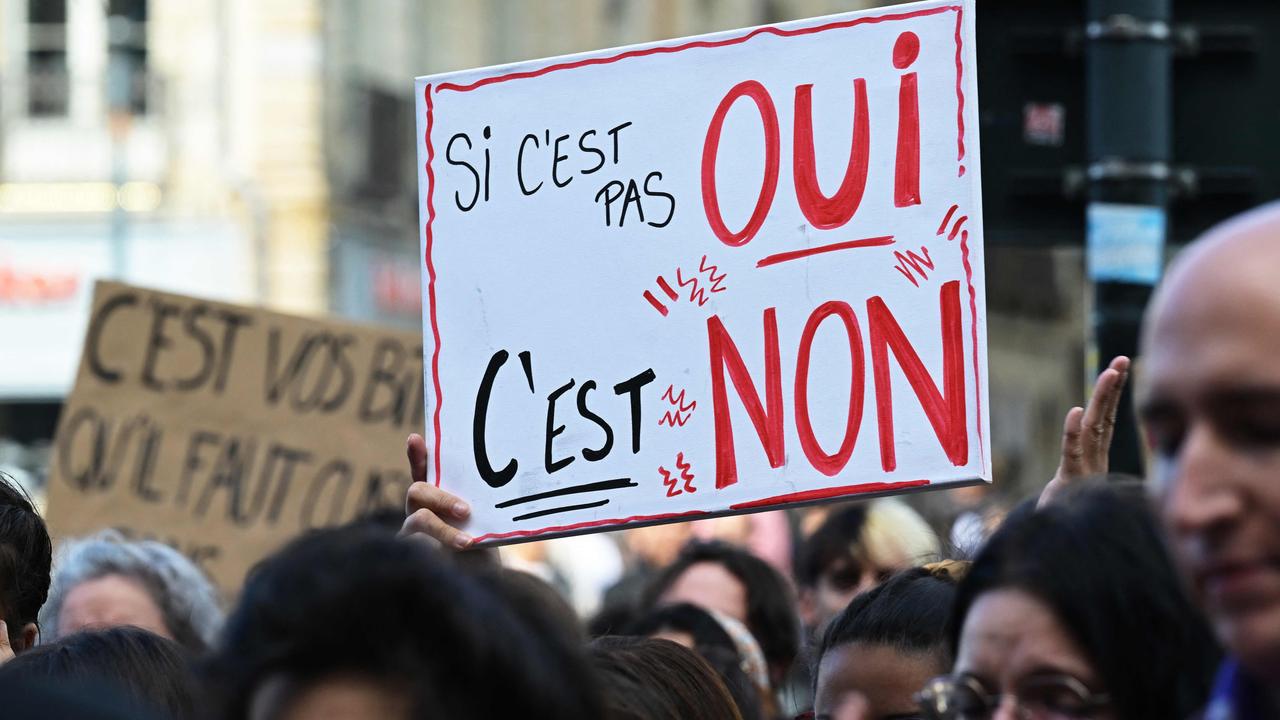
1039, 356, 1131, 508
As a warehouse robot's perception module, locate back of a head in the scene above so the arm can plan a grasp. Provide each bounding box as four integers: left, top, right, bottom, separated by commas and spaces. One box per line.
590, 636, 743, 720
40, 529, 222, 653
642, 541, 799, 681
0, 472, 51, 649
626, 602, 738, 656
951, 482, 1220, 719
0, 626, 195, 719
625, 604, 766, 720
0, 673, 159, 720
817, 562, 966, 669
204, 524, 604, 720
483, 567, 585, 647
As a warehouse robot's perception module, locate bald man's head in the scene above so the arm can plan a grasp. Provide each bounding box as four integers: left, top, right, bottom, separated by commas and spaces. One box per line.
1139, 201, 1280, 683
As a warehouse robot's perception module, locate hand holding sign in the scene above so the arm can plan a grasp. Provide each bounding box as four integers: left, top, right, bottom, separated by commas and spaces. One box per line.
402, 433, 474, 549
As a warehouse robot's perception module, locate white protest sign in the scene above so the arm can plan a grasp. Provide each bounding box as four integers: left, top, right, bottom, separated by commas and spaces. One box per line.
416, 0, 988, 544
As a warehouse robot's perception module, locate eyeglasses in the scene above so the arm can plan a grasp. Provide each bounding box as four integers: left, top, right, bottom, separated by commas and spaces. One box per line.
915, 674, 1111, 720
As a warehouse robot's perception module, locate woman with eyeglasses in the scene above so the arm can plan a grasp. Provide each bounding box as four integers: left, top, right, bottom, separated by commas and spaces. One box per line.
920, 482, 1220, 720
807, 561, 969, 720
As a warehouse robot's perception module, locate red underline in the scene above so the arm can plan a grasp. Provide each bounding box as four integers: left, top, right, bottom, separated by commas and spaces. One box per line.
756, 235, 895, 268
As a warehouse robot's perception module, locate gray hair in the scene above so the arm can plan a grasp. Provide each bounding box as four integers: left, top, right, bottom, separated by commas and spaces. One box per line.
39, 530, 224, 653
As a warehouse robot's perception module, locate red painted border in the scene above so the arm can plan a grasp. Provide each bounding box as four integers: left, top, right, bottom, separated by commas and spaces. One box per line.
730, 479, 931, 511
423, 84, 444, 487
437, 6, 956, 94
473, 510, 710, 544
422, 3, 977, 540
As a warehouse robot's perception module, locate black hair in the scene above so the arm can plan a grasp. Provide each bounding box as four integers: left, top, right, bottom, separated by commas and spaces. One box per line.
203, 524, 605, 720
795, 504, 869, 588
950, 482, 1220, 720
626, 602, 738, 656
0, 626, 196, 720
641, 541, 800, 682
0, 674, 157, 720
626, 603, 765, 720
590, 636, 744, 720
0, 472, 51, 645
813, 564, 963, 696
819, 564, 962, 658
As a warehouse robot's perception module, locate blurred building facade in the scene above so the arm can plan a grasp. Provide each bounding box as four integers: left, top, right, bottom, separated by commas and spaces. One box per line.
0, 0, 329, 483
0, 0, 1091, 504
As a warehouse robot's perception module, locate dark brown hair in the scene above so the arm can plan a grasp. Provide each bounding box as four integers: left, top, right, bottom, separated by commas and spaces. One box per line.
641, 541, 799, 682
590, 636, 744, 720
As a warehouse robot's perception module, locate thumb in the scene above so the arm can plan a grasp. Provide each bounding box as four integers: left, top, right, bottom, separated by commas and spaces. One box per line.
0, 620, 13, 663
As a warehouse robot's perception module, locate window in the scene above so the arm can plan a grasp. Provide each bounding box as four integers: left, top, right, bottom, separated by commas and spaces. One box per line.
107, 0, 148, 115
27, 0, 69, 116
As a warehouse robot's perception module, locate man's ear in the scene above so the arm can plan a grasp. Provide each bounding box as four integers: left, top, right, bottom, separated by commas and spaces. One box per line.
15, 622, 38, 652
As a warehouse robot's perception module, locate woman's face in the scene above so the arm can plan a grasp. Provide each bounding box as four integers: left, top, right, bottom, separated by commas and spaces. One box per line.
59, 573, 172, 640
659, 561, 748, 624
954, 589, 1116, 720
814, 641, 944, 720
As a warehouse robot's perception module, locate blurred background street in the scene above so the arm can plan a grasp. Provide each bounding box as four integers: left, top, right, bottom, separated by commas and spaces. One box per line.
0, 0, 1083, 515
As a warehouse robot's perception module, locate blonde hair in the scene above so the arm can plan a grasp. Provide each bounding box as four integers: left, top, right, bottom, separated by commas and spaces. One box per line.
861, 498, 941, 570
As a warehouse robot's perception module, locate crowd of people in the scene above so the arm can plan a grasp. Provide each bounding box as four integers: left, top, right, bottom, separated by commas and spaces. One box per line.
3, 202, 1280, 719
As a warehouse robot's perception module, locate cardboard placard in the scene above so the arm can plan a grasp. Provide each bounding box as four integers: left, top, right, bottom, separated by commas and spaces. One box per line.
47, 282, 421, 591
416, 0, 989, 544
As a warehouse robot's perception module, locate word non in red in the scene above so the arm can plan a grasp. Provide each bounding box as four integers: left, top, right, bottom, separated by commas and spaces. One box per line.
707, 280, 967, 489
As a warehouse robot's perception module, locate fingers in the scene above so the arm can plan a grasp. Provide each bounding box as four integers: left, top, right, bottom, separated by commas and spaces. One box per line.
0, 620, 12, 664
402, 481, 473, 549
1059, 406, 1085, 477
405, 480, 470, 520
406, 434, 428, 486
401, 507, 474, 549
1097, 356, 1131, 452
1080, 356, 1131, 472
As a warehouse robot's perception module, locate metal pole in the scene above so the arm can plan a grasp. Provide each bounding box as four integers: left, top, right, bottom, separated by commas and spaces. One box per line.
1085, 0, 1172, 475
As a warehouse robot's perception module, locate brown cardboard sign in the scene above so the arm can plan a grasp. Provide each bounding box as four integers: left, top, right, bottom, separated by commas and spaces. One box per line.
47, 281, 423, 591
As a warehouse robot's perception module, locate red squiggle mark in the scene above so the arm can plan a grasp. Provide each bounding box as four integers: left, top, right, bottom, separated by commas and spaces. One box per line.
676, 454, 696, 493
676, 255, 729, 307
676, 268, 707, 307
660, 453, 698, 497
936, 204, 959, 235
700, 255, 727, 294
659, 385, 697, 427
893, 247, 934, 287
